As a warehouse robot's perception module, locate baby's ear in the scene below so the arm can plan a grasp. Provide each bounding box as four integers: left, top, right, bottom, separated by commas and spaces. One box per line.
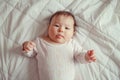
73, 31, 76, 35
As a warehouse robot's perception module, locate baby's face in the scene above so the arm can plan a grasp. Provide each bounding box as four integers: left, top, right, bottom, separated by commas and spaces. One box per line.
48, 15, 74, 44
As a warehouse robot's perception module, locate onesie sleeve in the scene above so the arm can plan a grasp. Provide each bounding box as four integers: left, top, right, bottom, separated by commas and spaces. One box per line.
72, 40, 88, 63
22, 48, 37, 57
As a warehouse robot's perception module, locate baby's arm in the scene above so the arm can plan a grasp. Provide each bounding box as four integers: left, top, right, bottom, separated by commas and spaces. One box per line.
22, 41, 37, 57
74, 50, 96, 63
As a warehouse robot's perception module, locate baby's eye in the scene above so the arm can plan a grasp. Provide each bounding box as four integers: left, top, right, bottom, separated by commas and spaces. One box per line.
65, 27, 70, 30
54, 24, 59, 27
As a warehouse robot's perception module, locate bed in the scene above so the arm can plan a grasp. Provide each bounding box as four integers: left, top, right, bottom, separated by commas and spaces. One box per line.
0, 0, 120, 80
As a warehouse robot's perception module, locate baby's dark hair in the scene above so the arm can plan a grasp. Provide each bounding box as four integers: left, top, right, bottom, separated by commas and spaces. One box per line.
49, 11, 77, 27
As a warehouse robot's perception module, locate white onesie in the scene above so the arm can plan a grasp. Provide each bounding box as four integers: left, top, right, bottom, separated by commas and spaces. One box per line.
24, 37, 88, 80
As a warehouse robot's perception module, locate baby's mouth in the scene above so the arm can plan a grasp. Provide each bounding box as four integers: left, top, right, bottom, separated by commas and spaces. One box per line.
56, 34, 64, 39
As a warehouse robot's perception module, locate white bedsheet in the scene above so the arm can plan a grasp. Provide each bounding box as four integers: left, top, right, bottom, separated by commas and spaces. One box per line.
0, 0, 120, 80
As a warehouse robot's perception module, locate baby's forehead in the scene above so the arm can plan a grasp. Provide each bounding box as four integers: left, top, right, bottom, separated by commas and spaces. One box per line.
54, 14, 73, 18
49, 12, 76, 27
51, 15, 74, 22
52, 15, 74, 24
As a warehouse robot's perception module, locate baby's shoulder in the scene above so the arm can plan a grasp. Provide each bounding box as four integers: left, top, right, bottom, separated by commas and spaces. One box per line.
69, 39, 83, 50
33, 36, 43, 44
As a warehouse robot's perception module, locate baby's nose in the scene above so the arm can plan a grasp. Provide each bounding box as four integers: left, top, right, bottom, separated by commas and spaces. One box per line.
58, 27, 64, 32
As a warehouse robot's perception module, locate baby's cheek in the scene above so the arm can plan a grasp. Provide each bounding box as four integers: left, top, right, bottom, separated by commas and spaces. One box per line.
65, 37, 72, 42
67, 34, 73, 39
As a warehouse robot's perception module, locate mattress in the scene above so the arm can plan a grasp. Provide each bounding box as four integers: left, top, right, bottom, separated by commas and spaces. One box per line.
0, 0, 120, 80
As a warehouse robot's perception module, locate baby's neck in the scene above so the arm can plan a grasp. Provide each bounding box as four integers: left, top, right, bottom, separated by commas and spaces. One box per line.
42, 36, 65, 45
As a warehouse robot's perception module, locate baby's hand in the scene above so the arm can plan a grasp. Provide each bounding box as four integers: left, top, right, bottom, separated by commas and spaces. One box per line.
85, 50, 96, 62
22, 41, 36, 53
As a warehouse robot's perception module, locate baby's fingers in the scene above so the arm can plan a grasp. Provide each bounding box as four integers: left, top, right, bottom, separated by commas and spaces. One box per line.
23, 49, 31, 53
87, 50, 94, 56
22, 41, 35, 51
29, 41, 36, 47
87, 50, 96, 62
90, 56, 96, 62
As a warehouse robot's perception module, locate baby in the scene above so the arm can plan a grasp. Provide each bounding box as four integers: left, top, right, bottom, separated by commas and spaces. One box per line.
22, 11, 96, 80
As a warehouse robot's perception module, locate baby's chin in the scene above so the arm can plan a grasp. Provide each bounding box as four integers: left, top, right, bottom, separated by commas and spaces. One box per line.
54, 39, 70, 44
55, 40, 66, 44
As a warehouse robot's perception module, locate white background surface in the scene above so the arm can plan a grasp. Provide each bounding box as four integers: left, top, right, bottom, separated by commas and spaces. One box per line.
0, 0, 120, 80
